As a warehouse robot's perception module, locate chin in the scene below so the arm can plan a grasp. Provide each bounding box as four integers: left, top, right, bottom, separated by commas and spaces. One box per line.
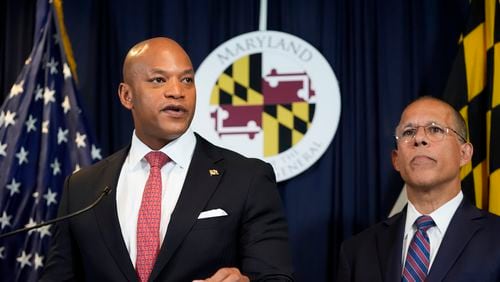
409, 176, 450, 190
162, 128, 188, 140
404, 173, 439, 189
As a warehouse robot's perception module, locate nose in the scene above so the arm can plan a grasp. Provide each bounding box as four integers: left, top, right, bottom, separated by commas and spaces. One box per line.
413, 126, 429, 147
164, 79, 184, 99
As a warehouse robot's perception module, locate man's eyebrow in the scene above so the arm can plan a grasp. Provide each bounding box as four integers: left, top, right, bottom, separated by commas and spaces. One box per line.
148, 68, 194, 76
399, 122, 415, 128
400, 120, 439, 128
181, 69, 195, 75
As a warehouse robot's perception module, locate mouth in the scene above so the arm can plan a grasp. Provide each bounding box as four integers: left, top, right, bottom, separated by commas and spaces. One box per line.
410, 155, 436, 167
160, 104, 188, 117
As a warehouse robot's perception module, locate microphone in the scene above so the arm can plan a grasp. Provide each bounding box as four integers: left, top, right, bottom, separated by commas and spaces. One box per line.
0, 186, 111, 239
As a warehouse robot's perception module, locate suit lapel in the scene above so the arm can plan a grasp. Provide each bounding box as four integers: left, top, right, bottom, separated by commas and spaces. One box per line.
377, 209, 406, 282
150, 136, 224, 280
426, 200, 484, 281
92, 147, 138, 282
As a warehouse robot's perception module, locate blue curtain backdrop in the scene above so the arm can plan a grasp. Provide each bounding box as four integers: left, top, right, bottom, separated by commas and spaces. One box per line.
1, 0, 469, 281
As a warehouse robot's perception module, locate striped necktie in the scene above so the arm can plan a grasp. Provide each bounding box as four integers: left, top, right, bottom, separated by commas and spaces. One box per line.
402, 215, 435, 282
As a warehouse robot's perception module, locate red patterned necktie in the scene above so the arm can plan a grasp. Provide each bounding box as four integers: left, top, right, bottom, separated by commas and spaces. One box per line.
136, 151, 169, 282
402, 215, 435, 282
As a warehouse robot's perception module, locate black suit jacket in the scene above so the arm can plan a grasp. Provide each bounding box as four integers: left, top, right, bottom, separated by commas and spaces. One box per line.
41, 134, 294, 281
337, 199, 500, 282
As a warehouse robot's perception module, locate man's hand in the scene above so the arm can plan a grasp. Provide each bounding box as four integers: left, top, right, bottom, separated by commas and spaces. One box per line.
192, 267, 250, 282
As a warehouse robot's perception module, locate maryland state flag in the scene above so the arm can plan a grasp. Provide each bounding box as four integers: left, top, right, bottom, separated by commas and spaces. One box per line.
0, 0, 101, 280
443, 0, 500, 215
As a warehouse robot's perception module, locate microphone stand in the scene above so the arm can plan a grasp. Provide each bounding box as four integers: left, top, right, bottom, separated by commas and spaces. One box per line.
0, 186, 111, 239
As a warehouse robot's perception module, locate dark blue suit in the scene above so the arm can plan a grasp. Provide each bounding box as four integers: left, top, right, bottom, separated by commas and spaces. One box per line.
41, 134, 294, 281
337, 199, 500, 282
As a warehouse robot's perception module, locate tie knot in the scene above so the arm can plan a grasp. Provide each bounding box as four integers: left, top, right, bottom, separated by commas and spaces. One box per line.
415, 215, 435, 232
144, 151, 169, 168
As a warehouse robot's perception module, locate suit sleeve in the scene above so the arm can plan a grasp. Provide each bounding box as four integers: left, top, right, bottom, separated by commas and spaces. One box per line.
239, 161, 295, 281
40, 175, 83, 282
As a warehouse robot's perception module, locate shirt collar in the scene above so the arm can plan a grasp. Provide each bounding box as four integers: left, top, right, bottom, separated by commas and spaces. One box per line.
405, 190, 463, 235
128, 128, 196, 169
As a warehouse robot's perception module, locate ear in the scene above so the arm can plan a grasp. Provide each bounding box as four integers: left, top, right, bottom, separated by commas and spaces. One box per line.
459, 142, 473, 167
391, 149, 401, 172
118, 82, 133, 110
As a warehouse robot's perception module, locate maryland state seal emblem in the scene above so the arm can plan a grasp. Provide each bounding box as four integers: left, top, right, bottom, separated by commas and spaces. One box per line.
194, 31, 340, 181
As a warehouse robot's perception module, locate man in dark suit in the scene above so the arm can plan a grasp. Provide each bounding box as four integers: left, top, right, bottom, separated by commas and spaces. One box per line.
337, 96, 500, 282
41, 37, 294, 282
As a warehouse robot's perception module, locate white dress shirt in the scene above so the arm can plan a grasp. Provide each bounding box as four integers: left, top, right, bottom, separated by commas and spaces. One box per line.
402, 191, 463, 271
116, 129, 196, 267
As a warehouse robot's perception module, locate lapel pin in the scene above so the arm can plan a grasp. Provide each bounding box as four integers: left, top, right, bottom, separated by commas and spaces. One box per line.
209, 169, 219, 176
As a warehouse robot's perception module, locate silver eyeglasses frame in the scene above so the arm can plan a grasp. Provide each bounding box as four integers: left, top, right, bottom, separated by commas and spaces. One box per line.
394, 122, 467, 144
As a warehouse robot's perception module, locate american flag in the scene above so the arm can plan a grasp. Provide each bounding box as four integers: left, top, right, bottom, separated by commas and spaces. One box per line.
0, 1, 101, 281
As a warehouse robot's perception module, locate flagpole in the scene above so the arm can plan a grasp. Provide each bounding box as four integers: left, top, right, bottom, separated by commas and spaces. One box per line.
259, 0, 267, 31
53, 0, 78, 82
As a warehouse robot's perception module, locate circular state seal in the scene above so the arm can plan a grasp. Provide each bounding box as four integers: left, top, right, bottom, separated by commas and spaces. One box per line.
193, 30, 341, 182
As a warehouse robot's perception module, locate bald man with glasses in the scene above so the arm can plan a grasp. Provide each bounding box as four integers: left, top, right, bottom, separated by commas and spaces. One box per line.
337, 96, 500, 282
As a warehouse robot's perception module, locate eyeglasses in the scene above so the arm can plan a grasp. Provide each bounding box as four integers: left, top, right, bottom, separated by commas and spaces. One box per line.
395, 122, 467, 143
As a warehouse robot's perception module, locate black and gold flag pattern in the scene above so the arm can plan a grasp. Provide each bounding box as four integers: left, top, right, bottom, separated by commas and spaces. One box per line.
263, 103, 315, 156
443, 0, 500, 215
210, 54, 263, 106
210, 53, 317, 157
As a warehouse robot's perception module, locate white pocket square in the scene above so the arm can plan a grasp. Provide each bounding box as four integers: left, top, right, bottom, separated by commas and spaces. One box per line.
197, 208, 228, 219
